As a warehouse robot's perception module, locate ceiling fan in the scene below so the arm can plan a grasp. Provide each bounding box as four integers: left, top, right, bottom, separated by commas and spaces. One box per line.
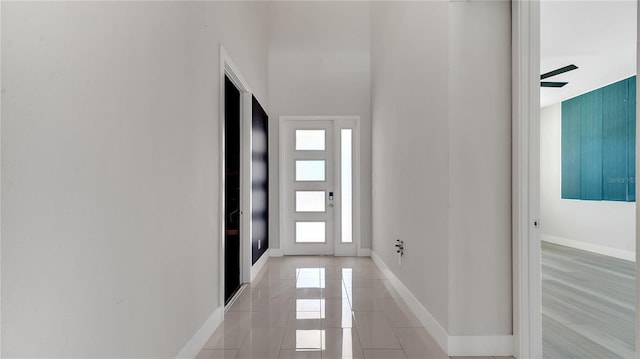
541, 64, 578, 88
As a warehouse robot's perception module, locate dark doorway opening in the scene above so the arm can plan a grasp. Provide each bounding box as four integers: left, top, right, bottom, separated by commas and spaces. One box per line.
224, 75, 242, 305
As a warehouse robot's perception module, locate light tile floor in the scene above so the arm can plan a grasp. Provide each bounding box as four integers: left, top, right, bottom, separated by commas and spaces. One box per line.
197, 256, 510, 359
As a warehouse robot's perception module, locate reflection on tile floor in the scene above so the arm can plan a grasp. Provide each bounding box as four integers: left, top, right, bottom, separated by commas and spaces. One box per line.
197, 256, 509, 359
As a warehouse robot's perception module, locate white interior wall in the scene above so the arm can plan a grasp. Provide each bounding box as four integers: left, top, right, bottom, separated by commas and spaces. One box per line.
540, 103, 636, 258
448, 1, 512, 336
370, 0, 451, 331
1, 2, 268, 357
370, 0, 512, 347
267, 1, 372, 252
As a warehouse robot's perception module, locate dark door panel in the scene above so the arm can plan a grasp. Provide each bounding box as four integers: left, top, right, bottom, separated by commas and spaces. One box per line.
252, 96, 269, 264
224, 75, 242, 304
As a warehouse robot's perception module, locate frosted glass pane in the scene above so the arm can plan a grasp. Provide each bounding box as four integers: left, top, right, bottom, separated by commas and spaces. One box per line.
341, 129, 353, 243
296, 191, 326, 212
296, 222, 326, 243
296, 160, 325, 181
296, 130, 325, 150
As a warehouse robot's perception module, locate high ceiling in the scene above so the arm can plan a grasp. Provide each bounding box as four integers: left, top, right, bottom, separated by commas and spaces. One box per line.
540, 0, 637, 107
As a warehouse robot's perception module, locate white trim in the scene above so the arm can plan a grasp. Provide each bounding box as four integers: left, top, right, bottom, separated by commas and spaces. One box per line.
250, 251, 270, 281
448, 336, 514, 357
354, 118, 363, 257
372, 250, 513, 356
512, 1, 542, 358
175, 306, 224, 359
224, 284, 247, 313
542, 234, 636, 262
219, 45, 253, 307
241, 92, 253, 284
218, 46, 226, 328
270, 248, 283, 257
637, 2, 640, 351
370, 250, 449, 353
0, 2, 3, 353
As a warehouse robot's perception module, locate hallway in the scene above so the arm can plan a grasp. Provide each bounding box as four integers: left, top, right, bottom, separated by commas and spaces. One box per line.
197, 256, 509, 359
2, 2, 516, 357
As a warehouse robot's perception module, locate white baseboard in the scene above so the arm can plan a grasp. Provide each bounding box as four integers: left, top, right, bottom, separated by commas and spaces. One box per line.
542, 234, 636, 262
448, 335, 514, 357
371, 250, 514, 357
370, 250, 449, 353
357, 248, 371, 257
250, 251, 270, 281
270, 248, 283, 257
175, 305, 223, 359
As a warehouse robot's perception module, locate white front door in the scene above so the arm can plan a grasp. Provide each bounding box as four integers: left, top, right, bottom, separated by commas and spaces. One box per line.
281, 117, 358, 256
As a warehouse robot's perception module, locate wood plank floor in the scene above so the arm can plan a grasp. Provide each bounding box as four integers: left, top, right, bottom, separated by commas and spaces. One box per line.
542, 241, 636, 359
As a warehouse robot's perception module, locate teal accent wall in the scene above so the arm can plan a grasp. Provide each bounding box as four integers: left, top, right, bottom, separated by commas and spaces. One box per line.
580, 89, 603, 200
561, 76, 636, 202
628, 76, 636, 201
561, 97, 581, 199
602, 80, 628, 201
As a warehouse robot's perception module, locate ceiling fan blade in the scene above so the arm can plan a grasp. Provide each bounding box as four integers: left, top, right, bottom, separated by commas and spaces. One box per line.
541, 64, 578, 80
541, 81, 569, 88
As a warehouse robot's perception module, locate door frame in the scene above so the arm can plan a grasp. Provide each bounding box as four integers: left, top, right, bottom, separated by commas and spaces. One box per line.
279, 115, 361, 257
512, 1, 542, 358
514, 3, 640, 359
219, 46, 253, 309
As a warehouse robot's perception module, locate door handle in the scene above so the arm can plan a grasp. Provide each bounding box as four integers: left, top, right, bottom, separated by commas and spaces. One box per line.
328, 203, 334, 208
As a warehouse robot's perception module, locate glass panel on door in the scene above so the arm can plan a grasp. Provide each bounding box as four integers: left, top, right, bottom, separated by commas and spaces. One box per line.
341, 129, 353, 243
296, 222, 326, 243
296, 191, 326, 212
296, 130, 325, 151
296, 160, 326, 181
